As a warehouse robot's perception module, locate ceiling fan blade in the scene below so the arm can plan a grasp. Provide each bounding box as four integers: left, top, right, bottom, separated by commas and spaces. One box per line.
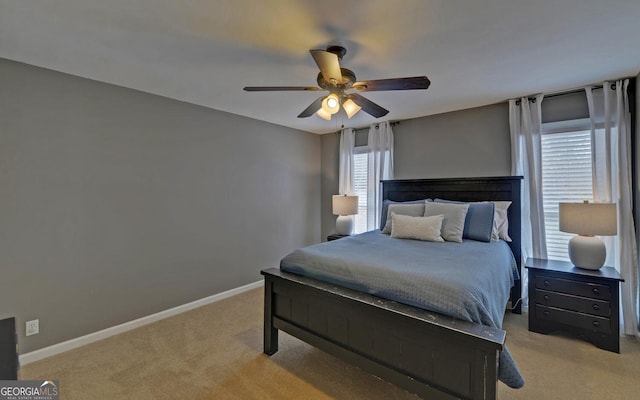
297, 96, 325, 118
348, 93, 389, 118
352, 76, 430, 91
310, 50, 342, 84
244, 86, 322, 91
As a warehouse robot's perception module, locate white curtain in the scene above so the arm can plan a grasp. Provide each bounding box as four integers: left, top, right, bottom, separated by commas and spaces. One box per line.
509, 94, 547, 304
366, 122, 394, 230
338, 128, 355, 195
585, 80, 639, 337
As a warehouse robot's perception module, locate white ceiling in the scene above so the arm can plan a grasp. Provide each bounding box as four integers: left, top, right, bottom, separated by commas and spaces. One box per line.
1, 0, 639, 134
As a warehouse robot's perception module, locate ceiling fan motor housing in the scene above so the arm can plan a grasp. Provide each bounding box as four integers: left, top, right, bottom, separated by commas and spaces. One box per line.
316, 68, 356, 91
326, 45, 347, 60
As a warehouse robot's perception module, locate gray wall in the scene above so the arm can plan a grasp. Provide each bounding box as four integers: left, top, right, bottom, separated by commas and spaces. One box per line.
320, 133, 340, 242
320, 103, 511, 238
0, 59, 321, 353
394, 103, 510, 179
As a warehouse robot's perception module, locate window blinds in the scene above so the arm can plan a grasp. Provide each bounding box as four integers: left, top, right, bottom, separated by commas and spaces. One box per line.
541, 129, 594, 261
352, 151, 368, 234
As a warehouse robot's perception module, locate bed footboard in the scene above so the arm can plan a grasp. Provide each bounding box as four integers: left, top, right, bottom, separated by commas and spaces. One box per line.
262, 268, 505, 400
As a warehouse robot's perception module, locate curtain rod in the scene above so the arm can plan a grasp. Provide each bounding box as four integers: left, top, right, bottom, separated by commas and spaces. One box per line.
335, 121, 400, 134
516, 83, 621, 104
543, 84, 606, 100
518, 75, 635, 102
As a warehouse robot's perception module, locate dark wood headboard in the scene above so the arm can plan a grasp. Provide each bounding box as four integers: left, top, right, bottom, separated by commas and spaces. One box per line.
381, 176, 523, 312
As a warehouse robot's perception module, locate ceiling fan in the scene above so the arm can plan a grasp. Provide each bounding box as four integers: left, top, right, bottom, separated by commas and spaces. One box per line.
243, 45, 430, 120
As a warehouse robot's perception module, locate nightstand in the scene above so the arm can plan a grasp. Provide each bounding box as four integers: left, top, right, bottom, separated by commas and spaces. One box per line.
525, 258, 624, 353
327, 233, 349, 241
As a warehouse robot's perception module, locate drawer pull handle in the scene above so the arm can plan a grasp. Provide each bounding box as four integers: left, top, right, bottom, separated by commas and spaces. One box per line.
592, 304, 600, 311
543, 295, 550, 301
593, 288, 600, 295
543, 311, 550, 317
592, 321, 600, 327
543, 280, 550, 286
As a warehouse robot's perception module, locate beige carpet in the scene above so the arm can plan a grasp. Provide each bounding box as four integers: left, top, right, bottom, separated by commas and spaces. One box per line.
21, 288, 640, 399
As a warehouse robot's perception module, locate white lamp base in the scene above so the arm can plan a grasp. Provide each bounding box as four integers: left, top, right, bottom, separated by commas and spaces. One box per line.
335, 215, 354, 235
568, 235, 606, 270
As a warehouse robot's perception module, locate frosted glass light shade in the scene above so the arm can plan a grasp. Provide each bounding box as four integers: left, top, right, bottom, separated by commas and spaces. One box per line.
559, 202, 617, 236
332, 195, 358, 216
321, 93, 340, 115
316, 107, 332, 120
343, 99, 361, 119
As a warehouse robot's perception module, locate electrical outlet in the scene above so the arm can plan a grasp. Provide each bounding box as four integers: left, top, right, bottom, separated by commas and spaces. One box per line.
26, 319, 39, 336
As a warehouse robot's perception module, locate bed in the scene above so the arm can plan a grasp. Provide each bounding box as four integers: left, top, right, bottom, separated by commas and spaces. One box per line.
261, 176, 523, 399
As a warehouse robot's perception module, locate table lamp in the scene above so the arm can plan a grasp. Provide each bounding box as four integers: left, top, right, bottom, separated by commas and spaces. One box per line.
332, 195, 358, 235
559, 201, 617, 270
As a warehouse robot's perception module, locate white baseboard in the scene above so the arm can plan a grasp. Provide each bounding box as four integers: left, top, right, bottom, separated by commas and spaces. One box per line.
19, 280, 263, 365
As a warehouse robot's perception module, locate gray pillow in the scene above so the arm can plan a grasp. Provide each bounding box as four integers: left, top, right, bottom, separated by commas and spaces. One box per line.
379, 199, 431, 231
424, 202, 469, 243
390, 213, 445, 242
381, 203, 426, 234
435, 199, 495, 243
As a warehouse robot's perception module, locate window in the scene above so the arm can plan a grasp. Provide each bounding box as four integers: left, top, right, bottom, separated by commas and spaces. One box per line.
541, 122, 595, 261
350, 125, 393, 234
352, 147, 368, 234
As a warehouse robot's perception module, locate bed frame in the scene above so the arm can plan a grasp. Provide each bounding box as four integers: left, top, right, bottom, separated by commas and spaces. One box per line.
261, 176, 522, 400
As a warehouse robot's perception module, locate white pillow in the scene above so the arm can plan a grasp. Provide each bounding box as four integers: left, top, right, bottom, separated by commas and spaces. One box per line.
424, 202, 469, 243
491, 201, 512, 242
390, 213, 444, 242
382, 203, 425, 234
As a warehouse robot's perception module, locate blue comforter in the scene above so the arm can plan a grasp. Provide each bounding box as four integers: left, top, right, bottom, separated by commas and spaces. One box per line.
280, 230, 524, 388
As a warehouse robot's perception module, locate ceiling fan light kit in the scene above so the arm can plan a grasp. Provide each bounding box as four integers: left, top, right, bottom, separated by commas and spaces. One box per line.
244, 46, 430, 121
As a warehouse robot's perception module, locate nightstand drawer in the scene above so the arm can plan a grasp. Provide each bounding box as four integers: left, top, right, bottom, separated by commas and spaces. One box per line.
535, 289, 611, 317
535, 276, 611, 300
536, 305, 611, 334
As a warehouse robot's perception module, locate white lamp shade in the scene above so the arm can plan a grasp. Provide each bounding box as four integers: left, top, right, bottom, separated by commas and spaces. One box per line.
559, 202, 617, 236
332, 195, 358, 216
